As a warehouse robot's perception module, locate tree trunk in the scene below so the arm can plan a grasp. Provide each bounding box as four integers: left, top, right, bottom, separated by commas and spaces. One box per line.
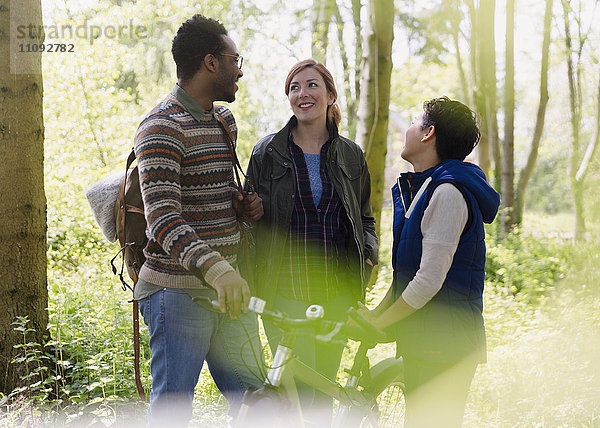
311, 0, 335, 63
501, 0, 515, 233
515, 0, 553, 224
311, 0, 362, 140
575, 73, 600, 184
469, 0, 496, 179
452, 21, 471, 107
479, 0, 499, 185
466, 0, 478, 102
350, 0, 363, 140
0, 0, 48, 394
355, 0, 394, 281
332, 2, 355, 137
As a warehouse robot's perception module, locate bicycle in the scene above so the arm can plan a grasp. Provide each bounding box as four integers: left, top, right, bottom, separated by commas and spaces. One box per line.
193, 296, 405, 427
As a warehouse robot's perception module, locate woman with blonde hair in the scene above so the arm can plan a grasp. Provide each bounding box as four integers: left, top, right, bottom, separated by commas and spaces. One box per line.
245, 59, 378, 418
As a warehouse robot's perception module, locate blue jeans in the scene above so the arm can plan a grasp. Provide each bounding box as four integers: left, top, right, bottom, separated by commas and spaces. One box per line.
138, 288, 264, 427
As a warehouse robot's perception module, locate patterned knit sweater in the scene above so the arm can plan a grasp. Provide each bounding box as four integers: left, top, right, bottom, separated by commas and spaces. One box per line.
134, 85, 239, 289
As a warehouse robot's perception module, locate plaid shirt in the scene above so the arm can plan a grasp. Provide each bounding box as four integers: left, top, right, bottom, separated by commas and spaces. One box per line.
276, 132, 349, 303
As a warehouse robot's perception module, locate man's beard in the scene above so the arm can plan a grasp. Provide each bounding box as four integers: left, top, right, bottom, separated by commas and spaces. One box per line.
215, 75, 236, 103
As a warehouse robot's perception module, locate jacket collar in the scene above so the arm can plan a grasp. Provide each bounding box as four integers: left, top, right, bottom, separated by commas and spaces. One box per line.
267, 116, 340, 161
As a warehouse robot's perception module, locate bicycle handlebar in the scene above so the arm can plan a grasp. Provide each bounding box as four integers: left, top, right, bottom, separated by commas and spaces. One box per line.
192, 295, 387, 345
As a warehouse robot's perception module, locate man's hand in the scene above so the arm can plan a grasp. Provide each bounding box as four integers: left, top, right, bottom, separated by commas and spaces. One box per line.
232, 190, 264, 222
211, 271, 251, 318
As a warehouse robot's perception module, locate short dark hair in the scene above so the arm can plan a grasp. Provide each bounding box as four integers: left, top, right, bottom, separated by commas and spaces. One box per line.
421, 96, 480, 161
171, 14, 228, 82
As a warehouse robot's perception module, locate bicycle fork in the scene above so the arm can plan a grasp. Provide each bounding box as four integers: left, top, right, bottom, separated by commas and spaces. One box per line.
332, 342, 371, 428
235, 337, 305, 427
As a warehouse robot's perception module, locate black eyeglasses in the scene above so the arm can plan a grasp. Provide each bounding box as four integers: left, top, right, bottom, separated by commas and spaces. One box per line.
220, 53, 243, 70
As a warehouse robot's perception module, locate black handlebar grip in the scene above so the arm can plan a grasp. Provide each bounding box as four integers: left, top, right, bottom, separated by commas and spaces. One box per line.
346, 306, 387, 344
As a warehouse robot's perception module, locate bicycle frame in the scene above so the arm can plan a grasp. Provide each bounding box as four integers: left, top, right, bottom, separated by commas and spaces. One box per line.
233, 301, 396, 428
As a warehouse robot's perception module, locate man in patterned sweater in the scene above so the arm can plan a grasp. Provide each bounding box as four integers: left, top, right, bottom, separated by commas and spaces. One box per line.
133, 14, 264, 426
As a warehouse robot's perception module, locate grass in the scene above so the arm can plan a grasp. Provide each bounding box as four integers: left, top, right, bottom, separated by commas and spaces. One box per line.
468, 214, 600, 427
522, 211, 576, 235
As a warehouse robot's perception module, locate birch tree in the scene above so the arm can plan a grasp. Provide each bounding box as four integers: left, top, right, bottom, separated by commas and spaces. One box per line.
310, 0, 363, 139
515, 0, 553, 224
311, 0, 335, 63
469, 0, 499, 181
355, 0, 394, 257
561, 0, 599, 240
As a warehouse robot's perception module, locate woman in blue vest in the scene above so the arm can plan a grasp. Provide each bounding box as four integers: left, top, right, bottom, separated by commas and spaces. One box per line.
361, 97, 500, 427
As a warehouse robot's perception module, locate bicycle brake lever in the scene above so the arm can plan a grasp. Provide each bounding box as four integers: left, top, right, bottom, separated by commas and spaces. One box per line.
192, 295, 221, 312
315, 322, 344, 343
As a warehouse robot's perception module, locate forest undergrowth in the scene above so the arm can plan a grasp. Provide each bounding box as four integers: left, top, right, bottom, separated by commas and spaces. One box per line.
1, 210, 598, 427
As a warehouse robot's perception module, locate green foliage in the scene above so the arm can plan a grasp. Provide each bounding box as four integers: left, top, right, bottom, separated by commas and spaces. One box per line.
1, 269, 151, 425
47, 268, 150, 400
7, 317, 56, 406
396, 0, 464, 63
485, 228, 572, 298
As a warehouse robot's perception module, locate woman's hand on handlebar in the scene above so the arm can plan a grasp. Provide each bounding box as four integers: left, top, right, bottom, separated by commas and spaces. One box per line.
356, 301, 376, 322
344, 306, 387, 344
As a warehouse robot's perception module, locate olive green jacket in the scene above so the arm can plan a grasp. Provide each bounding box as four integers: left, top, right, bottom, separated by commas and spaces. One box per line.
245, 117, 378, 305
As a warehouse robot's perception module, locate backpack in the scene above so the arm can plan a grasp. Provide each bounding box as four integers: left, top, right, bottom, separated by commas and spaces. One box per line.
85, 150, 147, 399
96, 148, 148, 400
111, 149, 147, 290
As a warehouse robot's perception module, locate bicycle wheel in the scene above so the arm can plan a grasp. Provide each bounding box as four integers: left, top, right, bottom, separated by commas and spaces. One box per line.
346, 357, 405, 428
371, 378, 404, 427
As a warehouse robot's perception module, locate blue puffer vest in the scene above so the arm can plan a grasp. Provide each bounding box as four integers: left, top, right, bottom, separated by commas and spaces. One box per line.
392, 160, 500, 363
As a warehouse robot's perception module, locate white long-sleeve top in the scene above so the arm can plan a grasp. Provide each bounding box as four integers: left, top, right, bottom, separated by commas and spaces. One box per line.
401, 183, 469, 309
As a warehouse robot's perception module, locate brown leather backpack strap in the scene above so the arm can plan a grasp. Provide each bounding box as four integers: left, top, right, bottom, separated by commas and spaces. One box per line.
215, 112, 256, 292
214, 112, 235, 146
132, 298, 146, 400
125, 148, 137, 170
117, 149, 138, 247
131, 263, 146, 400
215, 112, 248, 192
122, 148, 147, 400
